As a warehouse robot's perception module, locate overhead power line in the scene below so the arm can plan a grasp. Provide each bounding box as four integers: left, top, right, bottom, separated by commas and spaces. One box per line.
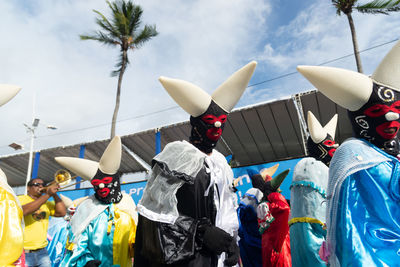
3, 38, 398, 146
247, 38, 399, 88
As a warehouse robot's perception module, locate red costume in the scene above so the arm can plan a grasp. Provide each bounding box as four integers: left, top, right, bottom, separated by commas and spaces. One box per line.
260, 192, 291, 267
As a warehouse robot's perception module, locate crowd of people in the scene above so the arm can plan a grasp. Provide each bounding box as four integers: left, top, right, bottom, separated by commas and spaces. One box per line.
1, 40, 400, 267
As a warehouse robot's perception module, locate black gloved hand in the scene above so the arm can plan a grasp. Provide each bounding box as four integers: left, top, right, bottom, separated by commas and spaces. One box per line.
84, 260, 101, 267
224, 238, 240, 266
202, 225, 233, 255
250, 174, 274, 197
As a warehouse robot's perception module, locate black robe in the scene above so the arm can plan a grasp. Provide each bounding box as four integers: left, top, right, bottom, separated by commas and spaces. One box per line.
134, 162, 218, 267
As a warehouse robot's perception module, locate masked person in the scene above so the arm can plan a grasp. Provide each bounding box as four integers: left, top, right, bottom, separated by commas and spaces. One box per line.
46, 195, 87, 267
249, 167, 290, 267
289, 111, 338, 267
57, 136, 137, 267
236, 164, 281, 267
297, 40, 400, 266
237, 186, 263, 267
134, 61, 257, 267
0, 85, 24, 267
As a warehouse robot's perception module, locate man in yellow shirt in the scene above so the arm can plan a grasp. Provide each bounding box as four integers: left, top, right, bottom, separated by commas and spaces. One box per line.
18, 178, 66, 267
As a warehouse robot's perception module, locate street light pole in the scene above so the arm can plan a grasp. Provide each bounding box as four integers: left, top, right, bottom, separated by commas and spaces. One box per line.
24, 118, 39, 194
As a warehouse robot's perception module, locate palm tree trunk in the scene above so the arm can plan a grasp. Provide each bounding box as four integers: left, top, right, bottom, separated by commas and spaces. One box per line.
110, 50, 128, 138
346, 13, 363, 73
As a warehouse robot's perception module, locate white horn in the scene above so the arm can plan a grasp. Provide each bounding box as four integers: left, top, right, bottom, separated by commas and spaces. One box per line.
212, 61, 257, 113
297, 65, 373, 111
73, 196, 89, 207
372, 40, 400, 91
307, 111, 326, 143
159, 76, 211, 117
99, 136, 122, 175
0, 84, 21, 107
55, 157, 98, 181
324, 114, 338, 139
60, 194, 74, 208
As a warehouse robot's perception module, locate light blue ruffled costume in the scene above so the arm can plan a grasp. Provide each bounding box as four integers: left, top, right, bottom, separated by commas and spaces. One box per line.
46, 217, 69, 267
289, 157, 328, 267
326, 138, 400, 267
60, 202, 115, 267
60, 193, 136, 267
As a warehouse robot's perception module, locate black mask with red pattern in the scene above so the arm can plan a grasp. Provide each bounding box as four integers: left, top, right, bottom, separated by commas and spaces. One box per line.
348, 82, 400, 157
307, 134, 338, 166
91, 169, 122, 204
189, 100, 228, 154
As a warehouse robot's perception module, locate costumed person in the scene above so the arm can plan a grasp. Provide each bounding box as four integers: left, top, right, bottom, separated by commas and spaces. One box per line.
297, 40, 400, 266
0, 84, 25, 267
18, 177, 67, 267
249, 167, 291, 267
134, 61, 257, 267
236, 163, 280, 267
289, 111, 339, 267
237, 187, 263, 267
46, 195, 87, 267
56, 136, 137, 267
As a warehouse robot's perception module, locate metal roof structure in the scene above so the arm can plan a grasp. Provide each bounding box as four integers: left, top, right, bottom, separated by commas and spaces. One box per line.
1, 90, 353, 187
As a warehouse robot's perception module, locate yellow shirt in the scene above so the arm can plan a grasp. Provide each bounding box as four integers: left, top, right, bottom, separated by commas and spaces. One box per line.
18, 195, 55, 250
0, 188, 24, 266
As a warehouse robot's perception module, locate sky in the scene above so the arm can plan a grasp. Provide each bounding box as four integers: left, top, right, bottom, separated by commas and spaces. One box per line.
1, 0, 400, 160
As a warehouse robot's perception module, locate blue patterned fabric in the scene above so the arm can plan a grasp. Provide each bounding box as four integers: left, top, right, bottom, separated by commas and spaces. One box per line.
328, 139, 400, 266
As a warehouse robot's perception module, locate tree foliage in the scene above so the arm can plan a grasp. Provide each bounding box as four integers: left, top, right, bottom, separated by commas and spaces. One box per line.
81, 0, 158, 138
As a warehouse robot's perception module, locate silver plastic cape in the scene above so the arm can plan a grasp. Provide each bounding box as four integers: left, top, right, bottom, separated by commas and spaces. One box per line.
137, 141, 207, 224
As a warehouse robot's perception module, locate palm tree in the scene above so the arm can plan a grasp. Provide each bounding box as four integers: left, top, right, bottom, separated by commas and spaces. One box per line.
81, 0, 158, 138
332, 0, 400, 73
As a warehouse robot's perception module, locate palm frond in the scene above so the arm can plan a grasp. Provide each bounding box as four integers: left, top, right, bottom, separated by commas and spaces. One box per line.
332, 0, 359, 15
81, 0, 157, 74
93, 10, 120, 38
111, 52, 130, 77
130, 25, 158, 49
80, 31, 120, 47
128, 6, 143, 35
356, 0, 400, 14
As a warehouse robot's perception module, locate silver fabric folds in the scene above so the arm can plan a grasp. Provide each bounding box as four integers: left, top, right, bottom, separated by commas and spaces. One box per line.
137, 141, 206, 224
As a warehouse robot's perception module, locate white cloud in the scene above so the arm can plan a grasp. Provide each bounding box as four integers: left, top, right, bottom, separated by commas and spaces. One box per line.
1, 0, 400, 159
0, 0, 271, 155
254, 0, 400, 101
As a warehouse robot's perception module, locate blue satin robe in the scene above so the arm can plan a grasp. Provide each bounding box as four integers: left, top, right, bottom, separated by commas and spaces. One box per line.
61, 205, 115, 267
330, 139, 400, 266
46, 218, 68, 267
61, 202, 135, 267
